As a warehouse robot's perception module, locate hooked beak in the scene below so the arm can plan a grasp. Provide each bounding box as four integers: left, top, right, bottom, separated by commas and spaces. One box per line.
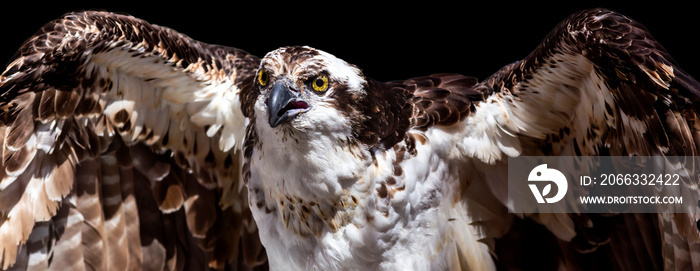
266, 81, 311, 128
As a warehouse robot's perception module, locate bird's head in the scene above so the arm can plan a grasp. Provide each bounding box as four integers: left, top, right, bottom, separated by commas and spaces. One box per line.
253, 46, 367, 139
250, 46, 376, 217
248, 46, 414, 237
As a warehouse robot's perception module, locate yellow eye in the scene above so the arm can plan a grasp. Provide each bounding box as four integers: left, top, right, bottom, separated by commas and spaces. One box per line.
311, 75, 328, 92
258, 70, 269, 86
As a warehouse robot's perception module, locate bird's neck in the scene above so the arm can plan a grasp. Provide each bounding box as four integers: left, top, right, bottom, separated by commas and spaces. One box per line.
249, 123, 375, 238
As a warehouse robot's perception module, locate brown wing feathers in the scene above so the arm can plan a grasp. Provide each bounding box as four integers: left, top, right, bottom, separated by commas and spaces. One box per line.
0, 11, 263, 270
359, 73, 482, 150
477, 8, 700, 270
405, 73, 482, 130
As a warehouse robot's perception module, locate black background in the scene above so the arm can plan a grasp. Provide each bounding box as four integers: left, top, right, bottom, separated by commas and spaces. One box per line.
0, 2, 697, 82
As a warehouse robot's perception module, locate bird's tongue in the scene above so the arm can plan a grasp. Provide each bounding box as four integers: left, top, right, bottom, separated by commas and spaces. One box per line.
289, 100, 310, 109
277, 100, 310, 117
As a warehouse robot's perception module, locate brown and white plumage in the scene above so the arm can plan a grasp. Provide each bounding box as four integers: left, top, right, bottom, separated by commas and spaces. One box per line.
0, 11, 264, 270
473, 9, 700, 270
0, 8, 699, 271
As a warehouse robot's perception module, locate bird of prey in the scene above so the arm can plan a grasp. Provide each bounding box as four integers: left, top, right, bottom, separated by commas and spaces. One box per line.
0, 8, 699, 270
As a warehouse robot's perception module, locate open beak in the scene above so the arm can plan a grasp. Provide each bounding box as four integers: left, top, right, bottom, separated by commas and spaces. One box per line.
266, 80, 311, 128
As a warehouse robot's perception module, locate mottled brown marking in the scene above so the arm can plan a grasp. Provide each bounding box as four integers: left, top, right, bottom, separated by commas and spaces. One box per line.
377, 183, 388, 198
412, 132, 427, 145
394, 145, 406, 163
392, 165, 402, 176
113, 109, 129, 124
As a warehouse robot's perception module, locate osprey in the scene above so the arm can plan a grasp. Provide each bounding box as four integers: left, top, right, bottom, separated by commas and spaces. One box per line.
0, 8, 699, 270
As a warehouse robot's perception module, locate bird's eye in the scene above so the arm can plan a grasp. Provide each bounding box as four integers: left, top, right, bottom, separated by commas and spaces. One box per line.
311, 75, 328, 92
258, 70, 269, 86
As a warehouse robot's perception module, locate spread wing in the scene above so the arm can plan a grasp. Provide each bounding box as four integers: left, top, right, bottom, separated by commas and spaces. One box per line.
452, 8, 700, 270
0, 11, 265, 270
